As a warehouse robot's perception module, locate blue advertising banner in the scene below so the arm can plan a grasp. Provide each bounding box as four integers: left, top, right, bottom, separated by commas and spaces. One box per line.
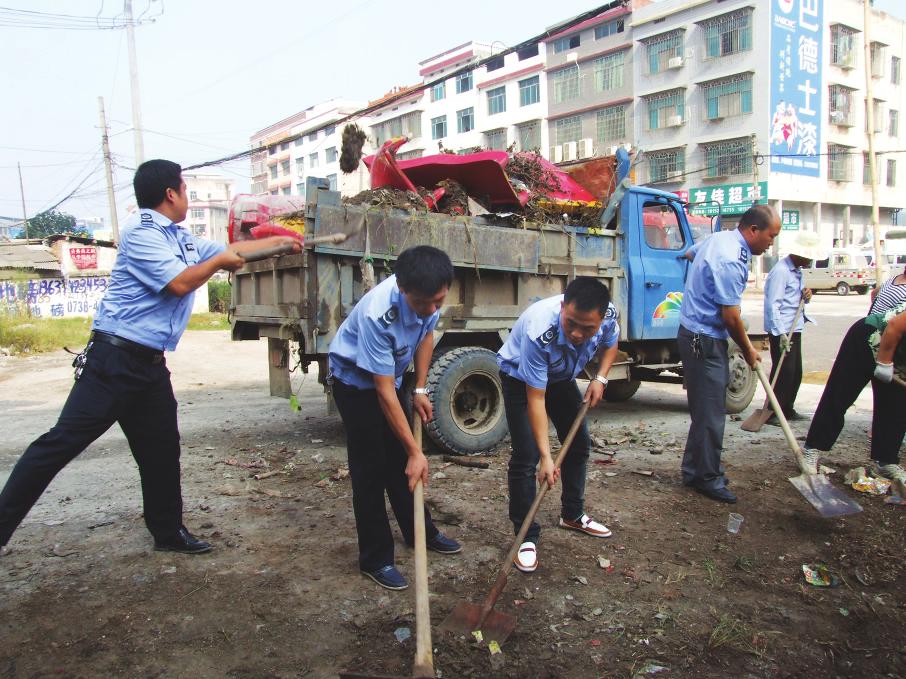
769, 0, 822, 177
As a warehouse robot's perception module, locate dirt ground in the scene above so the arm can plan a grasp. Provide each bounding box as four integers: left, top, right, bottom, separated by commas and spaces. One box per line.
1, 327, 904, 679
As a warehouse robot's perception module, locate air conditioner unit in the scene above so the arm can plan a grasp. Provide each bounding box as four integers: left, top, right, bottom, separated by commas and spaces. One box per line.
667, 56, 684, 69
549, 145, 563, 163
563, 141, 578, 162
668, 115, 684, 127
577, 138, 594, 159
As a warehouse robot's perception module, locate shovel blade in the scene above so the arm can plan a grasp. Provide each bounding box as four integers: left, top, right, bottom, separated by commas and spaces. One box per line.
788, 473, 863, 517
740, 407, 772, 432
439, 602, 517, 646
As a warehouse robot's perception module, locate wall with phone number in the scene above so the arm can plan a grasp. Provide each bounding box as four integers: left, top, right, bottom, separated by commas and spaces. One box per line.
0, 276, 110, 318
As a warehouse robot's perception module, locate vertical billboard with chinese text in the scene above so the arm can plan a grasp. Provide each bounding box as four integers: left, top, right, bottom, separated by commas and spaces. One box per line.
769, 0, 823, 177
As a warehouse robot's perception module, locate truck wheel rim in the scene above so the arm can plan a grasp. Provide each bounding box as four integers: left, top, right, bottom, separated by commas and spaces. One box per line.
727, 352, 750, 398
446, 370, 502, 436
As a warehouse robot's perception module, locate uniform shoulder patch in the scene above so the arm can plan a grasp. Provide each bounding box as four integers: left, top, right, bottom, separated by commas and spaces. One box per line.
378, 305, 399, 328
738, 247, 749, 264
535, 324, 558, 347
604, 303, 617, 320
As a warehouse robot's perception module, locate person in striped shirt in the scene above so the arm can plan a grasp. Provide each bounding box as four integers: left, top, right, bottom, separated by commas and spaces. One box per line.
868, 265, 906, 315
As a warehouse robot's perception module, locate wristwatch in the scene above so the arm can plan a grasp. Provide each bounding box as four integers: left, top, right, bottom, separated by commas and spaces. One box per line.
414, 387, 430, 395
594, 375, 609, 387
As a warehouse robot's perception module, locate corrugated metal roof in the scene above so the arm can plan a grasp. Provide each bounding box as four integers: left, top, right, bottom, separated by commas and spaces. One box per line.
0, 242, 61, 272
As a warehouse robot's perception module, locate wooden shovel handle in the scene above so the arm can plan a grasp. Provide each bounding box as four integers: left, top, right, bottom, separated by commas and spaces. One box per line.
754, 363, 809, 472
411, 413, 434, 678
239, 232, 347, 262
475, 401, 591, 630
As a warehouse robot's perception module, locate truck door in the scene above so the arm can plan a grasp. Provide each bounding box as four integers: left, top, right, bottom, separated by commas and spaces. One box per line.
639, 200, 690, 340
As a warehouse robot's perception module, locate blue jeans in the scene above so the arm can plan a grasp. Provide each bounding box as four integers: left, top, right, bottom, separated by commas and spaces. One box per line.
501, 372, 590, 544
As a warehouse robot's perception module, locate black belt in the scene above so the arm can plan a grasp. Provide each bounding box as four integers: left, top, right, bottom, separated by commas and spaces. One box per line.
90, 332, 164, 363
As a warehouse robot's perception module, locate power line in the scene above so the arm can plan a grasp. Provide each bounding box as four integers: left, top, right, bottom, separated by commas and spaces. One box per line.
0, 4, 161, 30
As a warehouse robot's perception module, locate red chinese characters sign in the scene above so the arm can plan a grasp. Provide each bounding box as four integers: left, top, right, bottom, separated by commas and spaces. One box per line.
69, 246, 98, 270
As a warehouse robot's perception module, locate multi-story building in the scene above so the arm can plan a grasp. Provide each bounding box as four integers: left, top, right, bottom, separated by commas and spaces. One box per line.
631, 0, 905, 248
249, 98, 371, 201
183, 174, 234, 244
367, 84, 429, 159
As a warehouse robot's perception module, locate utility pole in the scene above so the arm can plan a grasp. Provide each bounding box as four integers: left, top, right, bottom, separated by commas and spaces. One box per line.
98, 97, 121, 243
124, 0, 145, 166
864, 0, 887, 284
17, 162, 28, 240
751, 133, 762, 290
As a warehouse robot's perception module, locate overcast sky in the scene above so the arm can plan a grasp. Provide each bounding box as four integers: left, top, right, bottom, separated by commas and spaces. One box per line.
0, 0, 901, 223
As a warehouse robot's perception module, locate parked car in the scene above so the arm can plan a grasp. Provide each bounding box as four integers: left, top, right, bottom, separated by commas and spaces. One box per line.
802, 248, 875, 295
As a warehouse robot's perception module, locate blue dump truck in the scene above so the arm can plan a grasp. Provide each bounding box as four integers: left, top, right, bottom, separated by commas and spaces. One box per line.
230, 175, 765, 455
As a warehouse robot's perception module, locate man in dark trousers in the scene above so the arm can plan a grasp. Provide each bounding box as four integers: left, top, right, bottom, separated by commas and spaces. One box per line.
679, 204, 780, 503
328, 246, 461, 591
0, 159, 300, 557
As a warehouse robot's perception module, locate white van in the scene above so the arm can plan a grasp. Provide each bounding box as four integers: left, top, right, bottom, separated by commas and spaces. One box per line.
802, 248, 876, 295
861, 231, 906, 268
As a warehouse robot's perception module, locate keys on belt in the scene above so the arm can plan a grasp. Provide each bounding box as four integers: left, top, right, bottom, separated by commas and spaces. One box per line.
691, 332, 703, 359
72, 340, 94, 381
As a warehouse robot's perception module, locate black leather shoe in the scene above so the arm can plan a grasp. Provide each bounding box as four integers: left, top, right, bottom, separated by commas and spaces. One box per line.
154, 527, 213, 554
787, 410, 810, 422
691, 485, 737, 504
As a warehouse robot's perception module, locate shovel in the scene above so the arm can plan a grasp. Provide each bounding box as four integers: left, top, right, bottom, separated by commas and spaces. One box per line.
339, 413, 435, 679
439, 402, 590, 646
753, 363, 862, 518
240, 232, 348, 262
741, 296, 806, 432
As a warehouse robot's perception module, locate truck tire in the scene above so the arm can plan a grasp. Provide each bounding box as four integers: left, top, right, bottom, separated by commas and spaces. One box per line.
603, 379, 641, 402
425, 347, 508, 455
836, 281, 850, 296
725, 344, 757, 414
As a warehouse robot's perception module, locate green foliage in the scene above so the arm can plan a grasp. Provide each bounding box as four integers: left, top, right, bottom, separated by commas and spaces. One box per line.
15, 210, 87, 239
207, 279, 232, 314
187, 312, 229, 331
0, 315, 92, 354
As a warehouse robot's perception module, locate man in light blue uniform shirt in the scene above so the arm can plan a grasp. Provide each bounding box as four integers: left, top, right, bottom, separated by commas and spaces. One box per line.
678, 204, 780, 503
497, 277, 619, 573
0, 159, 300, 557
328, 245, 462, 591
762, 231, 822, 423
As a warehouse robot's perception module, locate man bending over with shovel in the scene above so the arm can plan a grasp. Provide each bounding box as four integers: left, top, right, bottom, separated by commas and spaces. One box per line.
497, 277, 619, 573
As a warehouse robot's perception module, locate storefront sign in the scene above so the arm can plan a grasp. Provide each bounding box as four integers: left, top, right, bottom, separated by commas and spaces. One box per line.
688, 182, 768, 216
781, 209, 800, 230
69, 246, 98, 270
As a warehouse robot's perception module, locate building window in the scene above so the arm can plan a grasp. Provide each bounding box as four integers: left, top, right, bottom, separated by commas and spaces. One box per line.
456, 71, 473, 93
268, 146, 277, 155
870, 42, 886, 78
645, 89, 685, 130
431, 81, 446, 102
863, 152, 881, 185
397, 149, 424, 161
189, 190, 198, 200
280, 142, 290, 151
554, 115, 582, 145
828, 84, 856, 126
308, 132, 318, 142
864, 98, 884, 133
831, 24, 857, 68
486, 56, 504, 72
484, 128, 507, 150
282, 187, 291, 195
892, 56, 901, 85
519, 76, 540, 106
890, 109, 899, 137
269, 166, 278, 180
192, 225, 206, 237
190, 208, 205, 220
645, 30, 684, 74
702, 137, 752, 178
457, 107, 474, 133
596, 105, 626, 145
309, 152, 319, 169
372, 111, 421, 147
431, 115, 447, 140
327, 174, 337, 191
296, 182, 306, 195
326, 146, 338, 163
487, 86, 506, 115
553, 33, 580, 53
648, 148, 685, 183
325, 125, 336, 136
702, 73, 753, 119
827, 144, 852, 181
887, 159, 897, 187
551, 66, 580, 104
701, 10, 752, 58
593, 51, 625, 92
281, 159, 291, 176
295, 137, 305, 147
594, 18, 624, 40
517, 121, 540, 151
517, 44, 539, 60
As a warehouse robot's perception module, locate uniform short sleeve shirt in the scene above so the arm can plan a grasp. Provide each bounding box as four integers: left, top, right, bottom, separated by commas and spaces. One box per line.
679, 229, 751, 339
92, 208, 226, 351
763, 255, 807, 336
328, 275, 440, 389
496, 295, 620, 390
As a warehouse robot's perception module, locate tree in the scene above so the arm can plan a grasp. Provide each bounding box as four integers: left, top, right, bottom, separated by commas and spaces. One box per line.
15, 210, 87, 239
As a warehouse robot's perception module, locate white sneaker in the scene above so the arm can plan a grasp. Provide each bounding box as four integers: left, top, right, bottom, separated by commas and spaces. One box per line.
800, 447, 820, 475
514, 541, 537, 573
559, 513, 613, 538
878, 463, 906, 483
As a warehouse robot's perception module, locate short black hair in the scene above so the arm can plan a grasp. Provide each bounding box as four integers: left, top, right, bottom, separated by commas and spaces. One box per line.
738, 204, 777, 232
395, 245, 454, 296
134, 159, 183, 209
563, 276, 610, 315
